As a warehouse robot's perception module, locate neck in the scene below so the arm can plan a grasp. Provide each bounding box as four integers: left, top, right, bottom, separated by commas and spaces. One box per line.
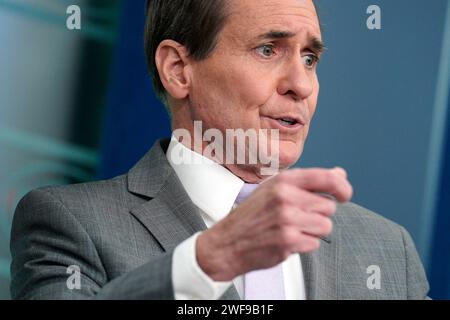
171, 123, 279, 184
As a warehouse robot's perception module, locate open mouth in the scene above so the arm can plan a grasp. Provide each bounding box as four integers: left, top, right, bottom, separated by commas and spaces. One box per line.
262, 115, 305, 130
277, 118, 298, 127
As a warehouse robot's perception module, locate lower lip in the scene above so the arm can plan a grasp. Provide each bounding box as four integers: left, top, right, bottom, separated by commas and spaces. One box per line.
262, 117, 304, 132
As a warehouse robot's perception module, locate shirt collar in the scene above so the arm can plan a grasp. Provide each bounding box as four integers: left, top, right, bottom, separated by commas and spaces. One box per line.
166, 135, 245, 224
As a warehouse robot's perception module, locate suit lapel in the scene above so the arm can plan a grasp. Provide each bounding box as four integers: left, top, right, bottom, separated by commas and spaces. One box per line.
130, 170, 208, 251
301, 222, 340, 300
127, 139, 208, 251
127, 139, 241, 299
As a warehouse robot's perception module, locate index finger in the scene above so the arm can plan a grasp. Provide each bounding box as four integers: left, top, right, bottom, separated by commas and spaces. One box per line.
278, 168, 353, 203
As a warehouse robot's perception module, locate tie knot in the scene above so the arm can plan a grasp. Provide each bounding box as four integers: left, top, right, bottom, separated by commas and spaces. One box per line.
235, 183, 259, 205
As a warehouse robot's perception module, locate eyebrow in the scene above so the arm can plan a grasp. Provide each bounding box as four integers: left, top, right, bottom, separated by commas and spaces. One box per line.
311, 37, 326, 55
256, 30, 326, 55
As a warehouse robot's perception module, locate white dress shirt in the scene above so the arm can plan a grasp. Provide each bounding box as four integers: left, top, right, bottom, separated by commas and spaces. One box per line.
167, 135, 306, 300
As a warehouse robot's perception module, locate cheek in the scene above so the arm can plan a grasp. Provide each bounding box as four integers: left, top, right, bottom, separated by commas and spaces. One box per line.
228, 71, 276, 111
190, 71, 260, 129
190, 69, 229, 119
221, 55, 277, 109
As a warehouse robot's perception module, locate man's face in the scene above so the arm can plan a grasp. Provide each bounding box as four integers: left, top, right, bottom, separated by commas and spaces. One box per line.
187, 0, 322, 170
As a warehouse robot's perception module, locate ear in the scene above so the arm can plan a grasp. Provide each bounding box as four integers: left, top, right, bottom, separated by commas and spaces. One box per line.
155, 40, 191, 100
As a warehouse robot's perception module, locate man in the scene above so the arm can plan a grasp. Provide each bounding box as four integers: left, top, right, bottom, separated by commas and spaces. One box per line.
10, 0, 429, 299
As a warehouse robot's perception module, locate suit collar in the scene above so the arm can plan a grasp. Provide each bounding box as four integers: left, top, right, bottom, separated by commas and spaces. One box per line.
127, 138, 173, 198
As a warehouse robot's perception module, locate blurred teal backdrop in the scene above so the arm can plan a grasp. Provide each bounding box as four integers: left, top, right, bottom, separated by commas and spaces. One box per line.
0, 0, 448, 299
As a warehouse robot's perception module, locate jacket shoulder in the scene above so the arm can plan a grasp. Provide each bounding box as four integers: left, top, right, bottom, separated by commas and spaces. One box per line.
17, 174, 128, 209
335, 201, 403, 234
13, 174, 140, 233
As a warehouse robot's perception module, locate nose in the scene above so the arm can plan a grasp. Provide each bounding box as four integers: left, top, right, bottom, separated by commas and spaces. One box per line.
277, 55, 314, 101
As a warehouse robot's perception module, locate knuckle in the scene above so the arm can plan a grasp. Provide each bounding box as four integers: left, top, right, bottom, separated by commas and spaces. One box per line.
325, 200, 337, 215
325, 169, 334, 182
296, 209, 309, 227
321, 218, 333, 235
279, 227, 297, 246
335, 167, 347, 178
270, 193, 282, 206
298, 236, 320, 252
278, 183, 290, 198
271, 184, 288, 204
347, 183, 354, 200
311, 238, 321, 250
275, 172, 289, 184
328, 172, 340, 191
276, 207, 290, 224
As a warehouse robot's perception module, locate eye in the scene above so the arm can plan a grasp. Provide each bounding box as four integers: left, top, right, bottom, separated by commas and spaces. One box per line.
256, 44, 275, 58
302, 54, 319, 68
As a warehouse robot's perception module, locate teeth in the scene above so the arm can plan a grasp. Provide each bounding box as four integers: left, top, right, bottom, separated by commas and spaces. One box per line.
278, 118, 295, 125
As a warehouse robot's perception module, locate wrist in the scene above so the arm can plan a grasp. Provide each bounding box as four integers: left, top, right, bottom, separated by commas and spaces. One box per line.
196, 229, 238, 281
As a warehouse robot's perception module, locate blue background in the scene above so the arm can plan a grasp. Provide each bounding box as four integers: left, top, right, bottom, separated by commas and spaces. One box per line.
0, 0, 448, 299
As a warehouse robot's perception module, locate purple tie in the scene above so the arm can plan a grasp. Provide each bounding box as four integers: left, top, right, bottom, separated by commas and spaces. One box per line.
235, 183, 286, 300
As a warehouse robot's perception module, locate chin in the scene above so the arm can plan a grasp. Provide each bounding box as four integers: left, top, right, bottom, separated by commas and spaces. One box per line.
278, 141, 303, 169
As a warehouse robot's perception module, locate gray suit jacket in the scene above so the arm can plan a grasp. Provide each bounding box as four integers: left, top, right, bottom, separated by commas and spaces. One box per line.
10, 138, 430, 299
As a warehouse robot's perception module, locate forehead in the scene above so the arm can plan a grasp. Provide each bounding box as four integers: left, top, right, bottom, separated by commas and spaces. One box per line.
225, 0, 321, 40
